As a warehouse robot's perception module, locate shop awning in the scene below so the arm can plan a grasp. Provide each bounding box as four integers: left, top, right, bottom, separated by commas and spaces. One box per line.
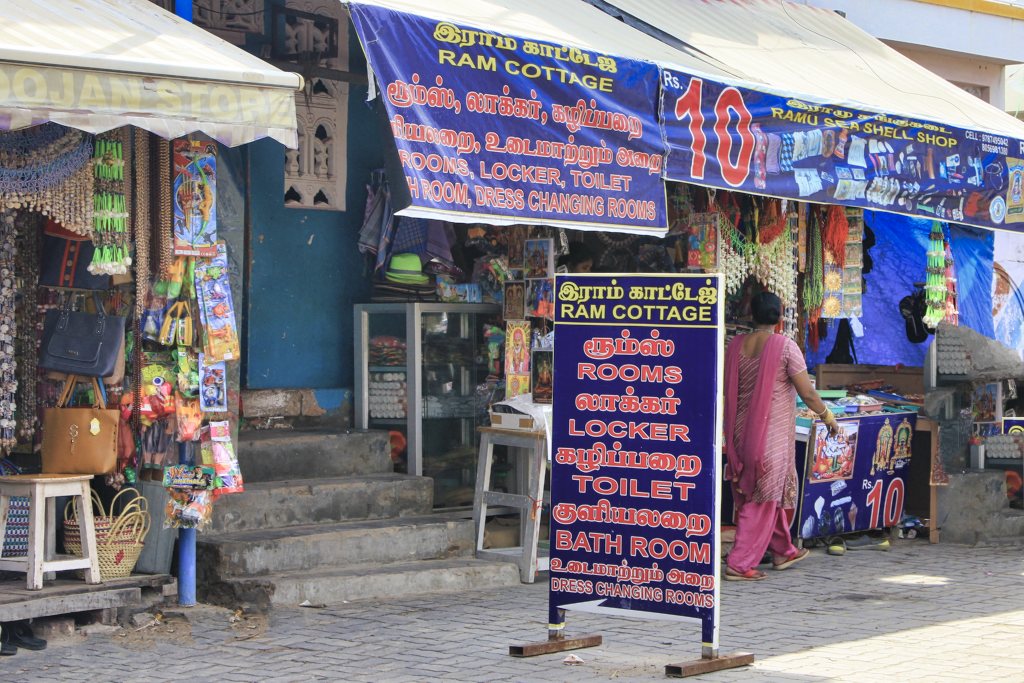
0, 0, 302, 148
345, 0, 742, 235
601, 0, 1024, 232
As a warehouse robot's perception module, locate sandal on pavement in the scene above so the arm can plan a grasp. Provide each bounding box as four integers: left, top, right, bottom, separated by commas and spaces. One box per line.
724, 566, 767, 581
772, 548, 810, 570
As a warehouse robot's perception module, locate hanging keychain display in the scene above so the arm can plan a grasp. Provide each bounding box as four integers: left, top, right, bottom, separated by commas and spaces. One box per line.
198, 353, 227, 413
194, 242, 240, 362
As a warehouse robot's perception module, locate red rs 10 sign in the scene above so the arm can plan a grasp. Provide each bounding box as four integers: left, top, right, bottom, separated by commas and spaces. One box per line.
666, 73, 754, 188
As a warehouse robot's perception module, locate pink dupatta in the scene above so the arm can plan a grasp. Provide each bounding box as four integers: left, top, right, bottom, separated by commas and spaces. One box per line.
723, 334, 787, 500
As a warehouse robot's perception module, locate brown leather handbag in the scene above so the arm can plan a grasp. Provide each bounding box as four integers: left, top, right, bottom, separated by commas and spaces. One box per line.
41, 375, 119, 475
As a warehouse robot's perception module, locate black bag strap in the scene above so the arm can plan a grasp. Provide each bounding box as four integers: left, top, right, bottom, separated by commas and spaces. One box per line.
56, 292, 107, 336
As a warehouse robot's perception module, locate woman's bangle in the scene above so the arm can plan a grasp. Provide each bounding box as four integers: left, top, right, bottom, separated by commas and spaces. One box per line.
817, 407, 835, 422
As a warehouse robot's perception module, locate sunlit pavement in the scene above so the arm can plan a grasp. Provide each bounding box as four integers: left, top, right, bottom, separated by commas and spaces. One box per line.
1, 540, 1022, 682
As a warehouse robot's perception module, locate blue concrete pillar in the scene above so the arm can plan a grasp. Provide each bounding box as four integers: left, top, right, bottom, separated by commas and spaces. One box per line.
178, 528, 197, 606
178, 442, 196, 606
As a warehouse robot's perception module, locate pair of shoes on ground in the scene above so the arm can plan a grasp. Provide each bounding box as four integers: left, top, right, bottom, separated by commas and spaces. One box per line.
725, 548, 810, 581
826, 535, 891, 555
1, 622, 47, 655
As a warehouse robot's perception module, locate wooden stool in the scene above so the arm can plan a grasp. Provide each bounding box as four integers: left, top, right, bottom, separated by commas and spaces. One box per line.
0, 474, 101, 590
473, 427, 548, 583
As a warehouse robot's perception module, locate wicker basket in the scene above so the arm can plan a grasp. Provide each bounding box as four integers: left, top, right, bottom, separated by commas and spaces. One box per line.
64, 487, 151, 580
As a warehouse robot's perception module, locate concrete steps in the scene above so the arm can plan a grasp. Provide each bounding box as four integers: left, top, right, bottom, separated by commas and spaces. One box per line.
206, 558, 522, 609
208, 474, 432, 533
198, 512, 474, 577
199, 429, 517, 608
235, 429, 392, 482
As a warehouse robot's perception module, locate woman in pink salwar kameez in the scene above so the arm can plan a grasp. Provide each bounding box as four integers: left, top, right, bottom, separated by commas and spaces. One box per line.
723, 292, 840, 581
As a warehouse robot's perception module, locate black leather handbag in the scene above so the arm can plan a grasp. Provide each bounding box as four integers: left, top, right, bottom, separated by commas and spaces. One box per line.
39, 293, 126, 378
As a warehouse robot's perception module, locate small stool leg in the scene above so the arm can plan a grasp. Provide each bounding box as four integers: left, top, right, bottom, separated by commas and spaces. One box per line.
0, 492, 9, 560
76, 482, 101, 585
520, 441, 547, 583
473, 433, 495, 553
44, 495, 57, 581
26, 482, 46, 590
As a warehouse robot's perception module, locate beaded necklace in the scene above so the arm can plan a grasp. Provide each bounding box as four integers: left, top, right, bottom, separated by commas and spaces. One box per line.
0, 124, 95, 233
0, 210, 17, 452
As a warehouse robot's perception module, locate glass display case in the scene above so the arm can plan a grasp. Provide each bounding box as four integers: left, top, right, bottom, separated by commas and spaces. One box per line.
354, 303, 501, 508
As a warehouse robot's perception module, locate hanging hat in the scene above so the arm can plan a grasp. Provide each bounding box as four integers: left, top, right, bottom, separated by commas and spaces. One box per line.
385, 253, 430, 285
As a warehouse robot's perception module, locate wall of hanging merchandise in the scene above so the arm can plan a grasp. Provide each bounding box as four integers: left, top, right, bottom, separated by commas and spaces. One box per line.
0, 125, 246, 564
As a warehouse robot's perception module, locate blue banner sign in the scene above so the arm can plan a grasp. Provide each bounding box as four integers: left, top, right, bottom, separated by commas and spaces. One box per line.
797, 412, 917, 540
349, 4, 667, 234
549, 273, 723, 646
660, 69, 1024, 232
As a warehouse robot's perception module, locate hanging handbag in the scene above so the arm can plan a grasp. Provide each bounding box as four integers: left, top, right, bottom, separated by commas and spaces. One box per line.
38, 219, 111, 290
47, 333, 126, 387
39, 292, 126, 378
41, 375, 119, 475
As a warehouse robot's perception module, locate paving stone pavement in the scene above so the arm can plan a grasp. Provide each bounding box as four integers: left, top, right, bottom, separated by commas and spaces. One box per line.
2, 540, 1024, 682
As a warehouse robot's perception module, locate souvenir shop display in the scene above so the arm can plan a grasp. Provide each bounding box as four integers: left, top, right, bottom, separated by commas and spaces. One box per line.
39, 293, 126, 377
531, 350, 553, 404
194, 242, 241, 362
526, 279, 554, 320
524, 238, 554, 278
89, 131, 132, 276
505, 320, 531, 399
200, 423, 244, 497
503, 281, 526, 320
198, 354, 227, 413
162, 463, 215, 531
40, 376, 119, 475
172, 139, 217, 257
0, 125, 246, 575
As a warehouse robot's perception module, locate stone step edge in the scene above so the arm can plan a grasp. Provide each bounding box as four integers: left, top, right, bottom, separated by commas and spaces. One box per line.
204, 558, 523, 609
220, 473, 426, 491
197, 511, 472, 545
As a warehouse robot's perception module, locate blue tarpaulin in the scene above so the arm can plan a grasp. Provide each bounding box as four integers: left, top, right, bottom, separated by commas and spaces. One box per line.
809, 212, 994, 370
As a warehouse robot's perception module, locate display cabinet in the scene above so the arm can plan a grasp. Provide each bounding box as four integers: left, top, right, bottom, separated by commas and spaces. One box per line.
354, 303, 501, 508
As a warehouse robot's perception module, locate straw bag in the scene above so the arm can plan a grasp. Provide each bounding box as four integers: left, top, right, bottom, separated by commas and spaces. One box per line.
64, 488, 150, 580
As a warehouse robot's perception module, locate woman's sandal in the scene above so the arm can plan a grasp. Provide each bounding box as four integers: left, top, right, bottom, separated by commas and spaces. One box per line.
772, 548, 810, 571
724, 566, 767, 581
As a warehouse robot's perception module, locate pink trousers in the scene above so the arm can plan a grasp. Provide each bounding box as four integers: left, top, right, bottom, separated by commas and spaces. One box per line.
727, 500, 798, 573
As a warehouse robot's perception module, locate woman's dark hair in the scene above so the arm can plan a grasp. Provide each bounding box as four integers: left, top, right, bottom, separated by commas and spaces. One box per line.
558, 241, 595, 268
751, 291, 782, 325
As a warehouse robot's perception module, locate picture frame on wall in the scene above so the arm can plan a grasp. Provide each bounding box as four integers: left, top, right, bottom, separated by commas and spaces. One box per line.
524, 238, 554, 278
532, 349, 553, 403
503, 281, 526, 321
527, 278, 554, 320
971, 382, 1002, 423
507, 226, 527, 269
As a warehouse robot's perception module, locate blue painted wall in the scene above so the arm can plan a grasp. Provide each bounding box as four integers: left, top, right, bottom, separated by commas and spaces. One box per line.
244, 35, 383, 389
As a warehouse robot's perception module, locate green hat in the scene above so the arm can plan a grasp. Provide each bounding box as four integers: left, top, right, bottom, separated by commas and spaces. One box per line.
386, 253, 429, 285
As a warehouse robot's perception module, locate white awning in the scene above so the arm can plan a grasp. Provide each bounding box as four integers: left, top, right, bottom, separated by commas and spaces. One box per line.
0, 0, 302, 147
604, 0, 1024, 141
342, 0, 741, 83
